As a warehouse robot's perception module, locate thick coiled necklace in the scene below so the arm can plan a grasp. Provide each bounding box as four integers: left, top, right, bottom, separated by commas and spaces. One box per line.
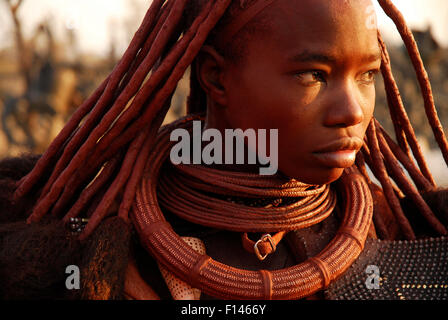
132, 115, 373, 300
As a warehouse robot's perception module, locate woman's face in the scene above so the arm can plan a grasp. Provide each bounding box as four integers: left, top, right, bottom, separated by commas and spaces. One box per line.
217, 0, 381, 184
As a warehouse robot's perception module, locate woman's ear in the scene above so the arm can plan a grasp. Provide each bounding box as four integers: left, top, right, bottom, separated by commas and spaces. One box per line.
196, 45, 228, 107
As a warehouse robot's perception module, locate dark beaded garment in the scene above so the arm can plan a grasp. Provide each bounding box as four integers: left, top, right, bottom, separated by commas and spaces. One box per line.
326, 237, 448, 300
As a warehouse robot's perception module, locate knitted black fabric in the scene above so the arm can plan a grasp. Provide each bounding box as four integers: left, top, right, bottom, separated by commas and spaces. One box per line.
0, 217, 132, 300
0, 154, 41, 181
0, 219, 82, 299
0, 155, 41, 224
0, 155, 132, 300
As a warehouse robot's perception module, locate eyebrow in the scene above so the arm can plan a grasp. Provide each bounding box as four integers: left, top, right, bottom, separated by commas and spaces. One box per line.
288, 50, 382, 64
288, 52, 336, 63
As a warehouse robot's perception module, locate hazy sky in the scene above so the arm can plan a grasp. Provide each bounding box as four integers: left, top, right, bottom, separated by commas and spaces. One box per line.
374, 0, 448, 46
0, 0, 447, 56
0, 0, 147, 55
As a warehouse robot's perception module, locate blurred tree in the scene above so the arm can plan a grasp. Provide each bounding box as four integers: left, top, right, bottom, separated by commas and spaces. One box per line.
3, 0, 31, 90
1, 4, 57, 150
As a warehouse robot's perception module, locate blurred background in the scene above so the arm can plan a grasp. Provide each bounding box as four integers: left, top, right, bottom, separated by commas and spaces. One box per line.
0, 0, 447, 185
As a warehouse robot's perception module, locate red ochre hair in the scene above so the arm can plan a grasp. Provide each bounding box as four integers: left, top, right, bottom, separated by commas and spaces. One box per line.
13, 0, 448, 240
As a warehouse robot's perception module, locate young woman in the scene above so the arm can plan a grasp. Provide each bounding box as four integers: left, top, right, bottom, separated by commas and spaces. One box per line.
1, 0, 447, 300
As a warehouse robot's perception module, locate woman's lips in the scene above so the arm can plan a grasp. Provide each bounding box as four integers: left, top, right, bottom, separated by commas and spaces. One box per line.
312, 137, 363, 168
311, 149, 357, 168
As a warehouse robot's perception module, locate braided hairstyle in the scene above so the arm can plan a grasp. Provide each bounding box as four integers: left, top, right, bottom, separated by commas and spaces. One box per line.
13, 0, 448, 241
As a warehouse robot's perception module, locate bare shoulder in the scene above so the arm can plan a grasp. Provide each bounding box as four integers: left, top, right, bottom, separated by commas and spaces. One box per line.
400, 187, 448, 237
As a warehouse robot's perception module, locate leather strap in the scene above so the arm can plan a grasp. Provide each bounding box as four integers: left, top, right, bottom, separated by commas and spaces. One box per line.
260, 270, 273, 300
242, 231, 286, 260
189, 255, 212, 289
340, 226, 365, 250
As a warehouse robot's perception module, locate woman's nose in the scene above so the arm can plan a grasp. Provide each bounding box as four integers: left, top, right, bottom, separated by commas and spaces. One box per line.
323, 81, 365, 128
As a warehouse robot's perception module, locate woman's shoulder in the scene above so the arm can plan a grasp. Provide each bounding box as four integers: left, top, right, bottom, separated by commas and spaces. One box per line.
369, 181, 448, 239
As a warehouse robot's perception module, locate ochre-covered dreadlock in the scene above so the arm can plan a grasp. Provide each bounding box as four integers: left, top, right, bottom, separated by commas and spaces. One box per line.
12, 0, 448, 243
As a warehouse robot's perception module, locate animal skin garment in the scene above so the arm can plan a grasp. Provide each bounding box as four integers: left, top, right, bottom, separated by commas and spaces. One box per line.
158, 237, 206, 300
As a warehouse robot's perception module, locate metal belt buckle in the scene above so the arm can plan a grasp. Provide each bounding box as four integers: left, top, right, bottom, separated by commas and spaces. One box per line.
254, 233, 277, 261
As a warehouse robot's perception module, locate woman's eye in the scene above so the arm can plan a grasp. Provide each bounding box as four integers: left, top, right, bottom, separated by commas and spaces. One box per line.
296, 71, 326, 86
359, 70, 379, 84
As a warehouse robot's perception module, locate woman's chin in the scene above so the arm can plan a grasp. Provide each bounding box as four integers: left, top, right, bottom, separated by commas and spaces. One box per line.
279, 167, 345, 185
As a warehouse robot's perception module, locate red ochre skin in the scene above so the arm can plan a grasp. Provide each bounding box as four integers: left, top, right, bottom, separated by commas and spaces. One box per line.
199, 0, 382, 185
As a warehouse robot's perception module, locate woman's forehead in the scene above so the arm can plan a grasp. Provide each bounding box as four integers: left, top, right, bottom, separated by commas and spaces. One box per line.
243, 0, 380, 59
265, 0, 376, 34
